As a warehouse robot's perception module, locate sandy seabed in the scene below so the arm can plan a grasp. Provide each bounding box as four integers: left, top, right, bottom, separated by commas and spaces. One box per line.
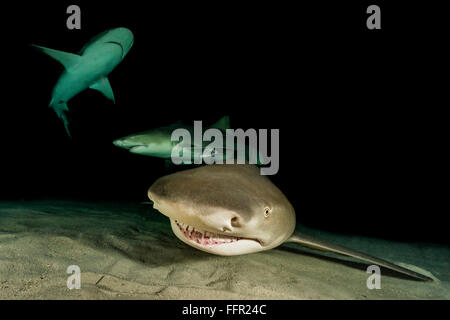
0, 201, 448, 299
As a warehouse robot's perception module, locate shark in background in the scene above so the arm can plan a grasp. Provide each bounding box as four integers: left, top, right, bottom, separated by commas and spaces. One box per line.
113, 116, 265, 165
33, 27, 134, 137
113, 116, 231, 161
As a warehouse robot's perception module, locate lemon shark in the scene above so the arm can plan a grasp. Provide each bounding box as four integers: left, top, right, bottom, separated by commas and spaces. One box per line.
148, 164, 433, 281
33, 27, 134, 137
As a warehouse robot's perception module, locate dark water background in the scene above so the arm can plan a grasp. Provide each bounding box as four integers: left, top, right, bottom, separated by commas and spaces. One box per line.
1, 2, 447, 244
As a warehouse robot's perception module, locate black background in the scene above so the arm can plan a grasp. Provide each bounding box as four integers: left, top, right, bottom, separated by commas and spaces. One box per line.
1, 300, 442, 319
1, 2, 448, 244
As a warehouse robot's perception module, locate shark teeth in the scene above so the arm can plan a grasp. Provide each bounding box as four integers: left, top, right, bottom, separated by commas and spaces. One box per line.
175, 220, 241, 246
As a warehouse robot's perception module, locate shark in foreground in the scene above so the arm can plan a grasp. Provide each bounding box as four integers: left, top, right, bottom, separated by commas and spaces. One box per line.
33, 27, 134, 137
148, 164, 433, 281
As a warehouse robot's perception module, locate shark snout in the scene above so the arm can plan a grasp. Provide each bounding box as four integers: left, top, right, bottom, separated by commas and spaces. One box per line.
113, 139, 141, 149
113, 139, 132, 149
109, 27, 134, 58
148, 188, 242, 234
200, 211, 242, 233
112, 139, 124, 147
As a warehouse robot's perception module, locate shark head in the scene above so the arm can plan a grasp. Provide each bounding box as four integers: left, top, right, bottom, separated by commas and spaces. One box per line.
113, 129, 173, 158
148, 165, 296, 255
106, 27, 134, 58
81, 27, 134, 59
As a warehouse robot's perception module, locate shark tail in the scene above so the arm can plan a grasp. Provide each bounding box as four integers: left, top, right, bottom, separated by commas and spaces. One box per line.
61, 113, 72, 138
287, 230, 433, 281
50, 100, 72, 138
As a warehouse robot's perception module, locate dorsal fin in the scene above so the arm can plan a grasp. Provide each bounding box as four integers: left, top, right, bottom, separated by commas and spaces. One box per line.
170, 120, 184, 127
32, 45, 81, 70
286, 231, 433, 281
210, 116, 230, 130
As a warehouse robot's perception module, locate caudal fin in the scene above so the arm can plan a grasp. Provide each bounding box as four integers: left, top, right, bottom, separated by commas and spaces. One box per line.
50, 100, 72, 138
61, 114, 72, 138
287, 231, 433, 281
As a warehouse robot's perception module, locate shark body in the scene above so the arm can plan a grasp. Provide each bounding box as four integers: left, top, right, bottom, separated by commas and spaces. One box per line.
148, 164, 433, 281
33, 27, 134, 136
113, 116, 235, 162
113, 116, 265, 165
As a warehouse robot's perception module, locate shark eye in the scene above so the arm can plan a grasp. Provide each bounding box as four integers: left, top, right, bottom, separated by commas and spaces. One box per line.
264, 207, 271, 218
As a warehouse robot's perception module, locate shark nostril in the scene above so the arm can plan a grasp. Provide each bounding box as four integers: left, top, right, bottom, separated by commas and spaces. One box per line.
231, 216, 240, 228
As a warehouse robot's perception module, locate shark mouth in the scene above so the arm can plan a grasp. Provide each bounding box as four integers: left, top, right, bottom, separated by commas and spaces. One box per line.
175, 220, 244, 246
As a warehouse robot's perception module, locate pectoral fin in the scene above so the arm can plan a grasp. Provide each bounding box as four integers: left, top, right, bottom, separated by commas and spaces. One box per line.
286, 231, 433, 281
90, 77, 115, 103
32, 45, 81, 70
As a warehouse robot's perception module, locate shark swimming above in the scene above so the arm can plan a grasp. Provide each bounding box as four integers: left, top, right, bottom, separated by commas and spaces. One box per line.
148, 164, 433, 281
33, 27, 134, 137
